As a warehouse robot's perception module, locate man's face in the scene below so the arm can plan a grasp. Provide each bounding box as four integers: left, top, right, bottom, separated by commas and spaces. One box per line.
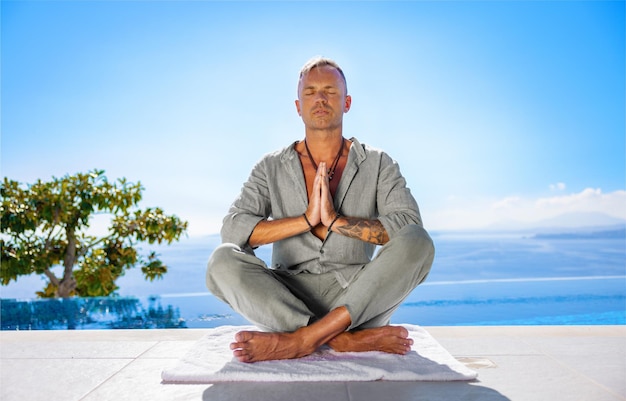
295, 66, 351, 131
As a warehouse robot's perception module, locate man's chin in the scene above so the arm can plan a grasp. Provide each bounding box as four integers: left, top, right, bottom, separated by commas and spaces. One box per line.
307, 120, 341, 131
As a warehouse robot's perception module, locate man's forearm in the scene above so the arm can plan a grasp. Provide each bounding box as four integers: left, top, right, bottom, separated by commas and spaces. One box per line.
248, 214, 389, 248
331, 216, 389, 245
248, 215, 311, 248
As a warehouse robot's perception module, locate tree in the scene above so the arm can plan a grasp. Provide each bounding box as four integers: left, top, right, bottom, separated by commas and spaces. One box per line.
1, 170, 188, 298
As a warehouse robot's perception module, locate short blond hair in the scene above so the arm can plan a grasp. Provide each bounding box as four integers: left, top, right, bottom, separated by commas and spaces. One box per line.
298, 56, 348, 94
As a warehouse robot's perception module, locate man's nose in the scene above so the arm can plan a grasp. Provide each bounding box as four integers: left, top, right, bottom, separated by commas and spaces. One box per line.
314, 92, 328, 103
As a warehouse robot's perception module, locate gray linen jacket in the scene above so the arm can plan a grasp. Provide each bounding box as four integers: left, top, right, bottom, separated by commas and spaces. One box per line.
220, 137, 422, 287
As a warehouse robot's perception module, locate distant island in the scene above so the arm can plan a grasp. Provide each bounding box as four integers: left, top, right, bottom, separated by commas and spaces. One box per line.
533, 228, 626, 240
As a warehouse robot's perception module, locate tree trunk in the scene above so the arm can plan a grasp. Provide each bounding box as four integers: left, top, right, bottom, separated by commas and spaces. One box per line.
57, 277, 77, 298
57, 227, 78, 298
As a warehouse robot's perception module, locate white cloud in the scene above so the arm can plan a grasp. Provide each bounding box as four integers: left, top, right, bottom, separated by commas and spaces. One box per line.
492, 196, 522, 209
428, 188, 626, 230
549, 182, 566, 191
535, 188, 626, 215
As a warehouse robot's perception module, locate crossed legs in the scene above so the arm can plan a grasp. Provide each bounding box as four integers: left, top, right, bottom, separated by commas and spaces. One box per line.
206, 225, 434, 362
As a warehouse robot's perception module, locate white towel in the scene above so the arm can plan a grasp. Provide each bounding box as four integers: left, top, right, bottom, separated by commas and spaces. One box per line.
161, 324, 477, 383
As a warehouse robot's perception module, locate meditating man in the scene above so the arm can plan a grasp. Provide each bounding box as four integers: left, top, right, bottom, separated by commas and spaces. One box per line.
206, 56, 434, 363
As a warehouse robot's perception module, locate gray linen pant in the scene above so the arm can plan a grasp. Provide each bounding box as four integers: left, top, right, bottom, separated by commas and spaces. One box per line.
206, 224, 434, 332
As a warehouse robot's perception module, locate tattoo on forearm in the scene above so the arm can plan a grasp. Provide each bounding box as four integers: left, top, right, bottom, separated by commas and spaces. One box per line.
336, 217, 389, 245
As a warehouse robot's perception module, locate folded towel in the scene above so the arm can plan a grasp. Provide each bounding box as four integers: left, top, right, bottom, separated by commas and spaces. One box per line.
161, 324, 477, 383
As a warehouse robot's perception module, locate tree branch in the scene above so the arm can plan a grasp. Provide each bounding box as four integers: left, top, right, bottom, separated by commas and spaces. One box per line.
44, 225, 57, 252
43, 268, 60, 287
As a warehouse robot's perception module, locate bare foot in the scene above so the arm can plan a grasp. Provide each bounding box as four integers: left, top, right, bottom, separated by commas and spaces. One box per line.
328, 325, 414, 355
229, 330, 317, 363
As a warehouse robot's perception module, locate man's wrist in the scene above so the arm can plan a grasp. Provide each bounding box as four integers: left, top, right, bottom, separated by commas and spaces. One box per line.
327, 213, 341, 233
302, 213, 313, 231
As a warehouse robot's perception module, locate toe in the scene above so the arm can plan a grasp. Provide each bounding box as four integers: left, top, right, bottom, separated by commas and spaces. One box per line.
233, 349, 251, 362
235, 331, 253, 342
397, 326, 409, 337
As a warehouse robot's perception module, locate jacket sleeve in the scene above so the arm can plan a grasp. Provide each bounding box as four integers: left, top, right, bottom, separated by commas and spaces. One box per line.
220, 158, 270, 248
375, 152, 423, 238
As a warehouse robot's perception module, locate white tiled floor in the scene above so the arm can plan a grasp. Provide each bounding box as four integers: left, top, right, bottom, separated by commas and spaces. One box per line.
1, 326, 624, 401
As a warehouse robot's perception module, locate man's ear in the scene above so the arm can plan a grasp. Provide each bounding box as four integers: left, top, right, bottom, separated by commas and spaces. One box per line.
344, 95, 352, 113
295, 99, 302, 116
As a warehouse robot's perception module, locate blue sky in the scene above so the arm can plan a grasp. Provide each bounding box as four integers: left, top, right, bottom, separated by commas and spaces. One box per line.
2, 0, 624, 235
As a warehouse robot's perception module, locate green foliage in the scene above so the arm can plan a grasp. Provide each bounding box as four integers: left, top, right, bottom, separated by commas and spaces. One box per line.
1, 169, 188, 298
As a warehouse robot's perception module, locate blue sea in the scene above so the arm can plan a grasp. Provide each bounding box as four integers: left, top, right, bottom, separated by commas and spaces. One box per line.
1, 231, 625, 329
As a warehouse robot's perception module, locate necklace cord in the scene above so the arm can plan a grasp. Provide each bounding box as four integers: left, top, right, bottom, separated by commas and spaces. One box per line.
304, 138, 345, 180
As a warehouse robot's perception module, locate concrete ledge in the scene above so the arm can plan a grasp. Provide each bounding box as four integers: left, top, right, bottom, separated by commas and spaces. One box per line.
1, 326, 625, 401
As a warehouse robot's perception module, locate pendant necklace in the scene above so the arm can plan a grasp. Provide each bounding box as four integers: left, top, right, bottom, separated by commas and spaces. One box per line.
304, 137, 345, 180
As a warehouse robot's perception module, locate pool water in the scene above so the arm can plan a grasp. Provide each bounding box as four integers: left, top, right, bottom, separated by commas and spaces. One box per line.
394, 276, 626, 326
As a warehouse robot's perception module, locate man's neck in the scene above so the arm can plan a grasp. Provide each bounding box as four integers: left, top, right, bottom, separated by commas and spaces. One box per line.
304, 129, 344, 158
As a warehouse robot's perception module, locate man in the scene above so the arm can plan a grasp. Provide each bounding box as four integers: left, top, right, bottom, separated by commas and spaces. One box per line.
206, 56, 434, 363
